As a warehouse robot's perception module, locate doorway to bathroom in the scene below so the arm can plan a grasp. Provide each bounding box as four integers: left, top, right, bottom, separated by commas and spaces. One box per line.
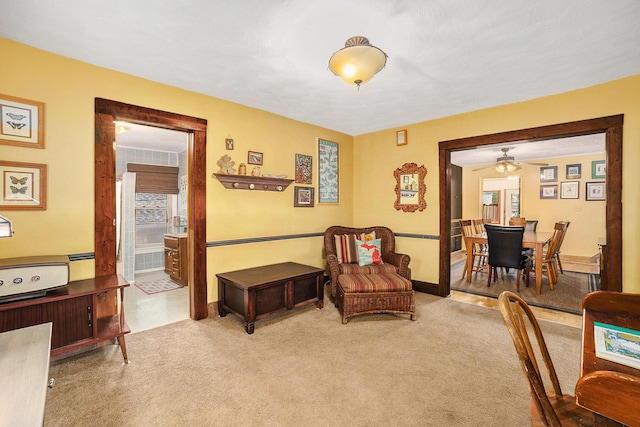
115, 123, 190, 332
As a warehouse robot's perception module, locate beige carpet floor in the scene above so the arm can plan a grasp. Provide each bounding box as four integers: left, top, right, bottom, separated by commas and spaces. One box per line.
44, 289, 582, 426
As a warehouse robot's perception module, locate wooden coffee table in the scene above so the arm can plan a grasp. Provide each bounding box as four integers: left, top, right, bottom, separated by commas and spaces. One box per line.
216, 262, 325, 334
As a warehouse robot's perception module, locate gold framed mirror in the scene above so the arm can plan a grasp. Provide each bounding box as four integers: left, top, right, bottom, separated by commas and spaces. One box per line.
394, 162, 427, 212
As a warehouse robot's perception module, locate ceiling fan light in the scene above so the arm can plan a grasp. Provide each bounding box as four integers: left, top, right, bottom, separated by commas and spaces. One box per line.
329, 36, 387, 88
506, 163, 517, 172
495, 164, 506, 173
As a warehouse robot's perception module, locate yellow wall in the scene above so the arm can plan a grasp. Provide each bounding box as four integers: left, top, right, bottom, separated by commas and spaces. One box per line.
354, 76, 640, 292
1, 37, 639, 295
0, 38, 353, 299
461, 153, 606, 257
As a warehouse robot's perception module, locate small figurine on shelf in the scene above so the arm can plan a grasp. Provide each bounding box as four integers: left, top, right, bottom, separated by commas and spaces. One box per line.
217, 154, 236, 175
251, 166, 261, 177
238, 163, 247, 175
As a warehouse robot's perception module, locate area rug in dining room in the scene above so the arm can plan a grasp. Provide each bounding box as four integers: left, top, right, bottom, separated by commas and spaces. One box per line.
135, 278, 184, 295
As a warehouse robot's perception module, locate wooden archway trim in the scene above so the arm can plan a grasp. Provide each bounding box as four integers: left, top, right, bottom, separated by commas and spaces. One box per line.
94, 98, 208, 320
438, 115, 623, 297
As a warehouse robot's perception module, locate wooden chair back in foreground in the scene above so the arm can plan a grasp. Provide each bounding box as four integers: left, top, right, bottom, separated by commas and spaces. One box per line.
485, 225, 531, 291
577, 291, 640, 426
498, 291, 594, 426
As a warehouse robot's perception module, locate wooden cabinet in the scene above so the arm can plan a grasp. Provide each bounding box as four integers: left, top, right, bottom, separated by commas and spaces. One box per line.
0, 274, 130, 362
217, 262, 324, 334
164, 234, 188, 286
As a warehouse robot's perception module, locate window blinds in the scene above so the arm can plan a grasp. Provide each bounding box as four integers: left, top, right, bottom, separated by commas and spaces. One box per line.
127, 163, 179, 194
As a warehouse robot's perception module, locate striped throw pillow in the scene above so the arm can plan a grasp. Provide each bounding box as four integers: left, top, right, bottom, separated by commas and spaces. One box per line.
334, 231, 376, 264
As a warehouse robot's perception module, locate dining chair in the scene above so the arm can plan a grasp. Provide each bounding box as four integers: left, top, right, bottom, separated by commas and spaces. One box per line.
525, 220, 539, 232
553, 221, 570, 274
539, 222, 568, 290
509, 217, 526, 227
459, 219, 487, 279
485, 224, 531, 291
472, 218, 487, 234
498, 291, 595, 426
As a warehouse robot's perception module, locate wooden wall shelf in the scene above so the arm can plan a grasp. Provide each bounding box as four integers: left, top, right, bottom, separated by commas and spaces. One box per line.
213, 173, 293, 192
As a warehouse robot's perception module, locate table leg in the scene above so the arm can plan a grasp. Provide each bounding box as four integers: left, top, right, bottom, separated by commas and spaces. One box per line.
535, 244, 543, 295
117, 335, 128, 364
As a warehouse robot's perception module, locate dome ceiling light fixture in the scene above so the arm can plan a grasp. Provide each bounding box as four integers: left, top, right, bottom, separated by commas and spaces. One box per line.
328, 36, 387, 90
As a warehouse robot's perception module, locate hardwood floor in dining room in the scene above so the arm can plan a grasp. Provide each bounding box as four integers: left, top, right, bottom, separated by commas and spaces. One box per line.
449, 250, 584, 328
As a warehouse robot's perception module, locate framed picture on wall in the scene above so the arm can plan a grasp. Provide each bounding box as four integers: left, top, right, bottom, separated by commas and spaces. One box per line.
0, 94, 45, 149
539, 166, 558, 182
293, 186, 314, 207
540, 184, 558, 199
248, 151, 263, 165
592, 160, 606, 179
396, 129, 408, 146
586, 181, 606, 201
318, 138, 339, 203
294, 153, 312, 184
560, 181, 579, 199
0, 160, 47, 210
566, 163, 581, 179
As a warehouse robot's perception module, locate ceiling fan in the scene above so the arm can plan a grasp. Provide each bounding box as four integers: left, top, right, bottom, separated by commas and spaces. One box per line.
472, 147, 548, 172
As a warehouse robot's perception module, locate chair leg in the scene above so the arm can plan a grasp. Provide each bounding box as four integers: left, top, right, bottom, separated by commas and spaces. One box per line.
487, 265, 493, 287
555, 253, 564, 274
515, 269, 521, 292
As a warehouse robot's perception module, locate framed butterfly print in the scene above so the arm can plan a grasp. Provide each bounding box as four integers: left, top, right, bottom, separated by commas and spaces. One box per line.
0, 94, 45, 149
0, 161, 47, 210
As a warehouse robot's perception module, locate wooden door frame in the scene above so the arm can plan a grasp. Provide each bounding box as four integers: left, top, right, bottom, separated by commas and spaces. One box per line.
94, 98, 209, 320
438, 115, 623, 297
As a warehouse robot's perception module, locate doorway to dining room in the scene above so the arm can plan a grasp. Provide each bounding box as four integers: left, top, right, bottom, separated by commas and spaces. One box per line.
438, 115, 623, 311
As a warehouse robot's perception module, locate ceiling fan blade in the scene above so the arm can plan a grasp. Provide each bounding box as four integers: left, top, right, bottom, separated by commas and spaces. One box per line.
472, 164, 496, 171
522, 161, 549, 166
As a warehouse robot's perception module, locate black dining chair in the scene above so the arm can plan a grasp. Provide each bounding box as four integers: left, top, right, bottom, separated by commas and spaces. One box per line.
525, 220, 538, 232
485, 224, 532, 291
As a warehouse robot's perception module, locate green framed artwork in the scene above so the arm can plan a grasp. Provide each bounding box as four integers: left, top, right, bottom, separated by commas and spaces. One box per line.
592, 160, 606, 179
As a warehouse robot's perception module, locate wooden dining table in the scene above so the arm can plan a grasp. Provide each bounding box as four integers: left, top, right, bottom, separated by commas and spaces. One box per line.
465, 230, 553, 295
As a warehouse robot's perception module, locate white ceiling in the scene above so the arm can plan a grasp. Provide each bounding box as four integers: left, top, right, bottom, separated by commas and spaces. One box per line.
450, 133, 605, 167
1, 1, 640, 138
115, 122, 189, 153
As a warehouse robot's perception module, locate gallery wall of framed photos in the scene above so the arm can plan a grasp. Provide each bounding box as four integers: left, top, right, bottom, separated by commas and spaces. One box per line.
538, 159, 606, 202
